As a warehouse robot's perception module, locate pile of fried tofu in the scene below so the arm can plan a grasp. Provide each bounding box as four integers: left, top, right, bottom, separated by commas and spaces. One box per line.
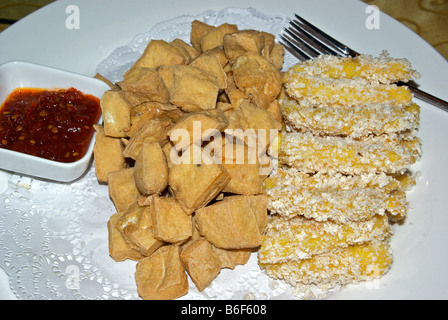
94, 20, 285, 299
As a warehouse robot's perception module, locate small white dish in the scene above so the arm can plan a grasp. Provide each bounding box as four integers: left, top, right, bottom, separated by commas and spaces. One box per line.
0, 61, 109, 182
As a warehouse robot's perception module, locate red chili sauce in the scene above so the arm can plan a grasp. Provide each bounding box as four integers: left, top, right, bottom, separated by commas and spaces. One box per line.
0, 87, 101, 163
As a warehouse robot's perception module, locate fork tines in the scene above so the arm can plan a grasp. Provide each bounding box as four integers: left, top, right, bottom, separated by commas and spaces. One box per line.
280, 14, 448, 112
280, 13, 360, 61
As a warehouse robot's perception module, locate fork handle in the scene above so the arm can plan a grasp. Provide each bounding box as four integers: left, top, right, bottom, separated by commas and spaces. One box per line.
403, 82, 448, 113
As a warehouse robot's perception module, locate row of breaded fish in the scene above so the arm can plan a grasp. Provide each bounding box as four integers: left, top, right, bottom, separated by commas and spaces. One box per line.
259, 52, 422, 291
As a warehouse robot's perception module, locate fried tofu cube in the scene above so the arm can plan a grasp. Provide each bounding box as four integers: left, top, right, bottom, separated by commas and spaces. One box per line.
93, 125, 126, 183
267, 43, 285, 70
200, 23, 239, 52
190, 54, 227, 89
202, 47, 229, 69
224, 75, 248, 108
190, 20, 215, 51
150, 195, 192, 243
123, 117, 173, 160
168, 151, 230, 214
218, 91, 230, 103
179, 215, 203, 251
169, 65, 219, 112
227, 99, 282, 131
156, 65, 176, 93
226, 100, 282, 149
195, 194, 268, 249
168, 109, 228, 151
127, 102, 182, 137
116, 201, 164, 256
108, 168, 142, 212
100, 89, 132, 138
134, 142, 169, 195
220, 138, 265, 195
217, 102, 234, 119
233, 52, 282, 109
180, 238, 222, 291
118, 67, 170, 105
266, 99, 283, 124
129, 39, 186, 71
211, 246, 252, 269
108, 212, 144, 261
162, 141, 176, 170
170, 38, 200, 63
135, 245, 189, 300
223, 30, 265, 63
260, 32, 276, 58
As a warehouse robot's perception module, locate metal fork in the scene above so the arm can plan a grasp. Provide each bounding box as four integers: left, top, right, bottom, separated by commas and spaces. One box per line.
280, 13, 448, 113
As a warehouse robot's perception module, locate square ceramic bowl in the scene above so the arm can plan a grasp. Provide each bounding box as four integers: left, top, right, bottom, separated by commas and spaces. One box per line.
0, 61, 110, 182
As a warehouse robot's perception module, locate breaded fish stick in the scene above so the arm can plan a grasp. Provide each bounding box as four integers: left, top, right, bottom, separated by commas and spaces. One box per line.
283, 73, 413, 108
287, 52, 419, 84
259, 214, 390, 264
260, 241, 393, 287
264, 167, 398, 222
265, 167, 401, 193
278, 131, 421, 175
386, 190, 408, 222
392, 170, 417, 191
281, 96, 420, 138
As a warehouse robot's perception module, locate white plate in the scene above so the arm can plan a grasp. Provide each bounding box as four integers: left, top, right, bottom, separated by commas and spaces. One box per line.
0, 0, 448, 300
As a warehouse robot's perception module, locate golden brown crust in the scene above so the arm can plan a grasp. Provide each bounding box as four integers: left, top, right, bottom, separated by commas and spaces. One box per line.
135, 245, 189, 300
